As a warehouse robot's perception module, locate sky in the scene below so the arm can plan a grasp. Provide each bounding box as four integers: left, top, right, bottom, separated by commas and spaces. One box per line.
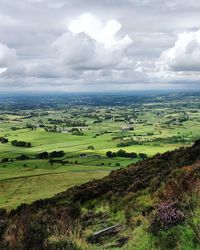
0, 0, 200, 92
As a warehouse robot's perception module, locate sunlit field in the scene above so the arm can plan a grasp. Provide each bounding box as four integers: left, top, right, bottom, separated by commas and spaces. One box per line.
0, 93, 199, 209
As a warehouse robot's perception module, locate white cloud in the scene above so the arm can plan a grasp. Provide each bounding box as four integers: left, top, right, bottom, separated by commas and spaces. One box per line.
0, 67, 7, 74
0, 43, 16, 67
0, 1, 200, 90
0, 43, 17, 75
161, 30, 200, 71
68, 13, 132, 49
52, 32, 95, 67
52, 13, 133, 71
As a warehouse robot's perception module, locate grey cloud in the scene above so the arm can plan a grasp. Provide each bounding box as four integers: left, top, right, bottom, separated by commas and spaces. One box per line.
0, 0, 200, 91
0, 43, 16, 67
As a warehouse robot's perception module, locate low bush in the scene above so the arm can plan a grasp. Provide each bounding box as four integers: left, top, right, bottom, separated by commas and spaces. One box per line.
11, 140, 31, 147
150, 202, 185, 234
0, 137, 8, 143
1, 158, 9, 163
16, 154, 30, 160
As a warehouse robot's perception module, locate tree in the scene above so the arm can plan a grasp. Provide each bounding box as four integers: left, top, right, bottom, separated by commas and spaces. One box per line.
49, 150, 65, 158
1, 158, 9, 163
36, 152, 49, 159
106, 151, 113, 158
11, 140, 31, 147
16, 154, 29, 160
138, 153, 148, 159
116, 149, 126, 157
0, 137, 8, 143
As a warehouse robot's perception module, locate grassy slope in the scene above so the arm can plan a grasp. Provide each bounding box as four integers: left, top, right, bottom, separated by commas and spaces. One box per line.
1, 140, 200, 250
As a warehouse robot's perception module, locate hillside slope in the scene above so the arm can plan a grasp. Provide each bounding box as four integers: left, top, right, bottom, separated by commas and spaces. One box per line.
1, 140, 200, 250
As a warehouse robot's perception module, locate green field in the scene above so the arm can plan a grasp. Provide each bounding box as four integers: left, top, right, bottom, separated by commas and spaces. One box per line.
0, 93, 199, 209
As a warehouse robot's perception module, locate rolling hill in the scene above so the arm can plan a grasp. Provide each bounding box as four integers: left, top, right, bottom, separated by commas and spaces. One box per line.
0, 140, 200, 249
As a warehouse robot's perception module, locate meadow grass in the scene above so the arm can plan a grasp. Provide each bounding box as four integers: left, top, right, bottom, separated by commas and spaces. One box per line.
0, 99, 199, 209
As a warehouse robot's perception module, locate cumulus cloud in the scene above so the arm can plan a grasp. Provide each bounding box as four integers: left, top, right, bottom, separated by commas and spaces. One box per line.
52, 13, 133, 71
0, 43, 17, 75
53, 32, 95, 68
68, 13, 132, 49
0, 0, 200, 91
161, 30, 200, 72
0, 43, 16, 67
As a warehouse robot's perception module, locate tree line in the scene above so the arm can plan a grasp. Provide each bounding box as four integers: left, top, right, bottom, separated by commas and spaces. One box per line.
106, 149, 147, 159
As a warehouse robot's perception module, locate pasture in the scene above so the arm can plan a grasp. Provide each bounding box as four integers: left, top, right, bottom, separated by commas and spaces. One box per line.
0, 92, 199, 209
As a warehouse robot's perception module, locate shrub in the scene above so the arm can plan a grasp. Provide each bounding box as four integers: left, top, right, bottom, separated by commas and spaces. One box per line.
93, 120, 102, 124
36, 151, 65, 159
150, 202, 185, 234
0, 137, 8, 143
25, 223, 48, 249
16, 154, 30, 160
138, 153, 148, 159
36, 152, 49, 159
11, 140, 31, 147
49, 151, 65, 158
72, 131, 84, 136
46, 236, 82, 250
116, 149, 137, 158
106, 151, 114, 157
0, 209, 6, 239
26, 124, 35, 129
1, 158, 9, 163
